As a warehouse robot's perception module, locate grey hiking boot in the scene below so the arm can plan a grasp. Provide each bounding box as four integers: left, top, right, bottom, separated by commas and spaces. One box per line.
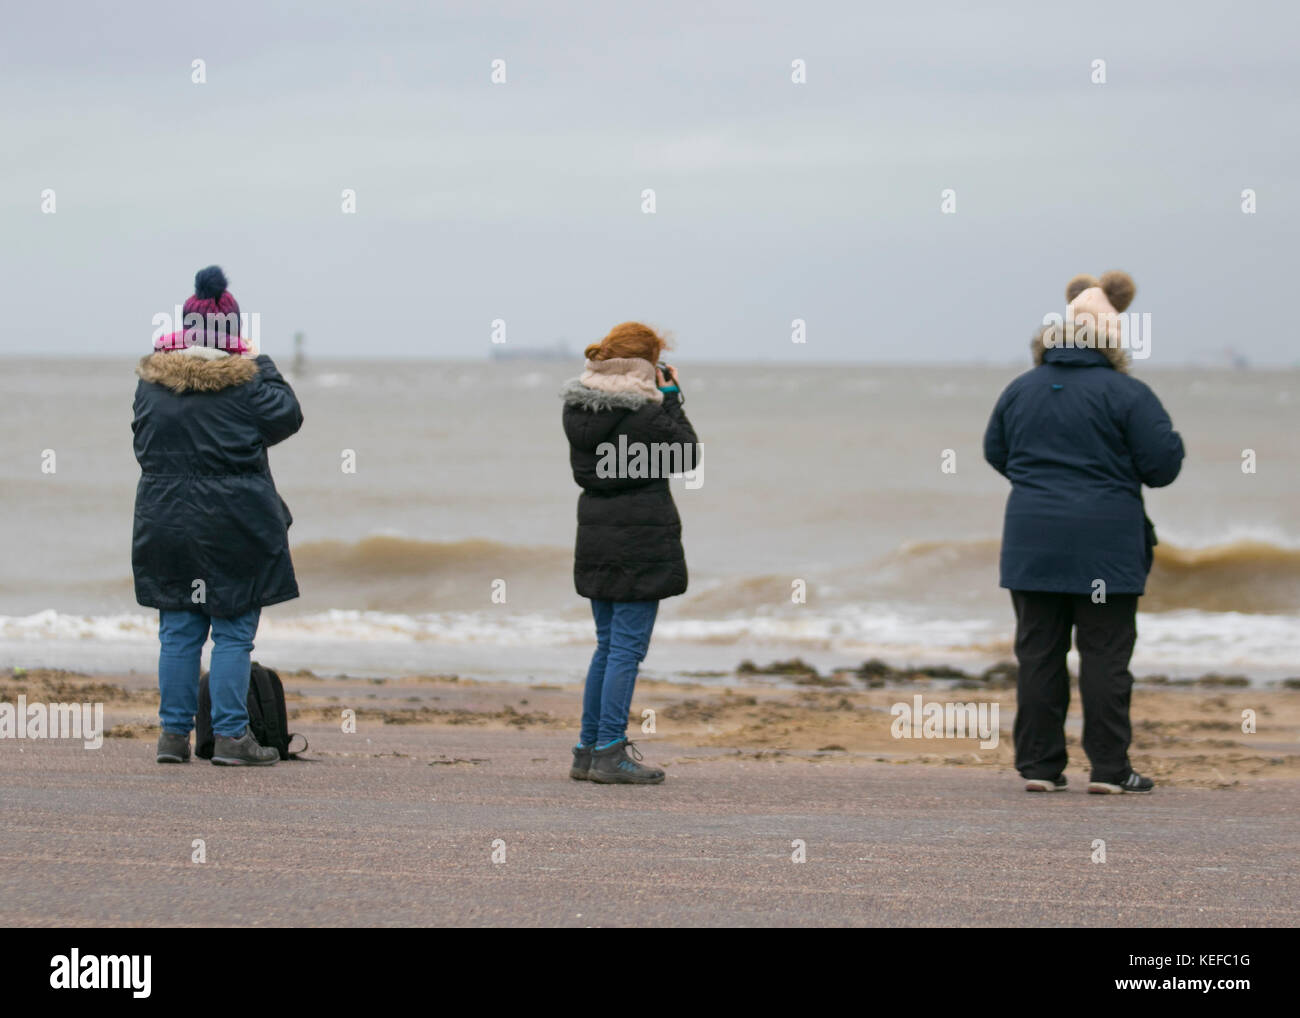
589, 738, 664, 785
211, 726, 278, 767
156, 730, 191, 764
570, 744, 593, 780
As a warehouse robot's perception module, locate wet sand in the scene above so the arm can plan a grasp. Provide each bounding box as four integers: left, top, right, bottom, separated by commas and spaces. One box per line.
2, 666, 1298, 926
8, 663, 1296, 788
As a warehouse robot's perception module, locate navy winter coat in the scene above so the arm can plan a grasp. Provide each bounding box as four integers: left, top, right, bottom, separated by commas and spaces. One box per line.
562, 379, 700, 602
132, 352, 303, 617
983, 345, 1184, 595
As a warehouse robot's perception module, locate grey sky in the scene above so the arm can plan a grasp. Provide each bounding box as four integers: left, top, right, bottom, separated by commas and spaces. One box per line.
2, 0, 1297, 363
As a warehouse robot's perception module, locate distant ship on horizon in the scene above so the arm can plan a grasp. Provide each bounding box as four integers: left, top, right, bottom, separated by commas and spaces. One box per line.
488, 340, 573, 361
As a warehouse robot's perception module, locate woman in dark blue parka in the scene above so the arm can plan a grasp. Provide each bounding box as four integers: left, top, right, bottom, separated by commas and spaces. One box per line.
133, 267, 303, 767
984, 271, 1183, 795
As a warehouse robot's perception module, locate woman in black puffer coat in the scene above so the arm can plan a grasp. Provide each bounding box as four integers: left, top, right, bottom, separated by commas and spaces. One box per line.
133, 266, 303, 768
561, 322, 700, 784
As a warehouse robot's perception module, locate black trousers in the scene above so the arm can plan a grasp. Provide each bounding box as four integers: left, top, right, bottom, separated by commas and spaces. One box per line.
1010, 590, 1138, 783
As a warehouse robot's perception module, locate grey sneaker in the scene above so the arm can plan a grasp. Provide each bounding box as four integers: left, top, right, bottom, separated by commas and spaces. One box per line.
589, 738, 664, 785
570, 744, 593, 781
211, 726, 278, 767
156, 730, 191, 764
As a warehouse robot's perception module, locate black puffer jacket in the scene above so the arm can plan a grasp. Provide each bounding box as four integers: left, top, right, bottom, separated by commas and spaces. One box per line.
562, 378, 700, 602
132, 352, 303, 617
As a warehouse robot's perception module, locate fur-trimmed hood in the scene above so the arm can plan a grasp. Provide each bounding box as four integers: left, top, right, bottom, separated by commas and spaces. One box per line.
1030, 324, 1129, 372
560, 378, 656, 412
136, 351, 259, 393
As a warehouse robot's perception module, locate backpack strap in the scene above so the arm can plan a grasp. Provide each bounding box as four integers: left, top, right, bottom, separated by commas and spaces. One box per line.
195, 672, 215, 760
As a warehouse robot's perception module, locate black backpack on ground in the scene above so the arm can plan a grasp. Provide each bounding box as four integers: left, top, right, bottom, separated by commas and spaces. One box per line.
196, 661, 308, 760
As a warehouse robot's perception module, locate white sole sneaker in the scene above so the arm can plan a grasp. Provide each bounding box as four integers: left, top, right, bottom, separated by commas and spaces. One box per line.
1025, 777, 1067, 792
1087, 780, 1153, 794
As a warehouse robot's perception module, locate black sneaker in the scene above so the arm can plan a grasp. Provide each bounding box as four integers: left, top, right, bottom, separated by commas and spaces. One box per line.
1088, 771, 1154, 794
156, 730, 191, 764
211, 726, 278, 767
570, 744, 592, 781
1024, 775, 1067, 792
588, 738, 665, 785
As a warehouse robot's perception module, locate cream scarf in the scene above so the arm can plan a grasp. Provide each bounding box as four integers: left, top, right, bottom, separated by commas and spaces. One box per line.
578, 357, 663, 404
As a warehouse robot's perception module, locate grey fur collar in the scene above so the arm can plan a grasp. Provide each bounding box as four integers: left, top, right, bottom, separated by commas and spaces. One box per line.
561, 378, 652, 412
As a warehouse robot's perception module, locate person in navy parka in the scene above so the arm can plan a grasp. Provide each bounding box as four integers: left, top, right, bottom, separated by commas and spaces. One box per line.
984, 271, 1183, 795
133, 267, 303, 767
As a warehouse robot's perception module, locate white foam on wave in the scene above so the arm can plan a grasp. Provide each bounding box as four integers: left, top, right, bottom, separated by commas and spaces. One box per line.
0, 609, 158, 641
1129, 611, 1300, 672
2, 606, 1296, 676
1152, 524, 1300, 551
0, 609, 592, 648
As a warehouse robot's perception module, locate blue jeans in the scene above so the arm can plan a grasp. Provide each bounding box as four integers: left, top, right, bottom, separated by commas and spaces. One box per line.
158, 608, 261, 738
580, 599, 659, 747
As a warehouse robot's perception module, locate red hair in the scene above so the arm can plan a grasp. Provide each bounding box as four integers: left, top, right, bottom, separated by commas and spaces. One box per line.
584, 322, 669, 365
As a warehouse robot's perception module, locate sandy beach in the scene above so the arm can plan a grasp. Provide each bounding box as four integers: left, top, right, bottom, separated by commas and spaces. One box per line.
8, 662, 1298, 786
3, 664, 1297, 927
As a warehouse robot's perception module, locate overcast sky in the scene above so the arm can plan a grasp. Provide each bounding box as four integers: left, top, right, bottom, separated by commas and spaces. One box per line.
2, 0, 1297, 363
